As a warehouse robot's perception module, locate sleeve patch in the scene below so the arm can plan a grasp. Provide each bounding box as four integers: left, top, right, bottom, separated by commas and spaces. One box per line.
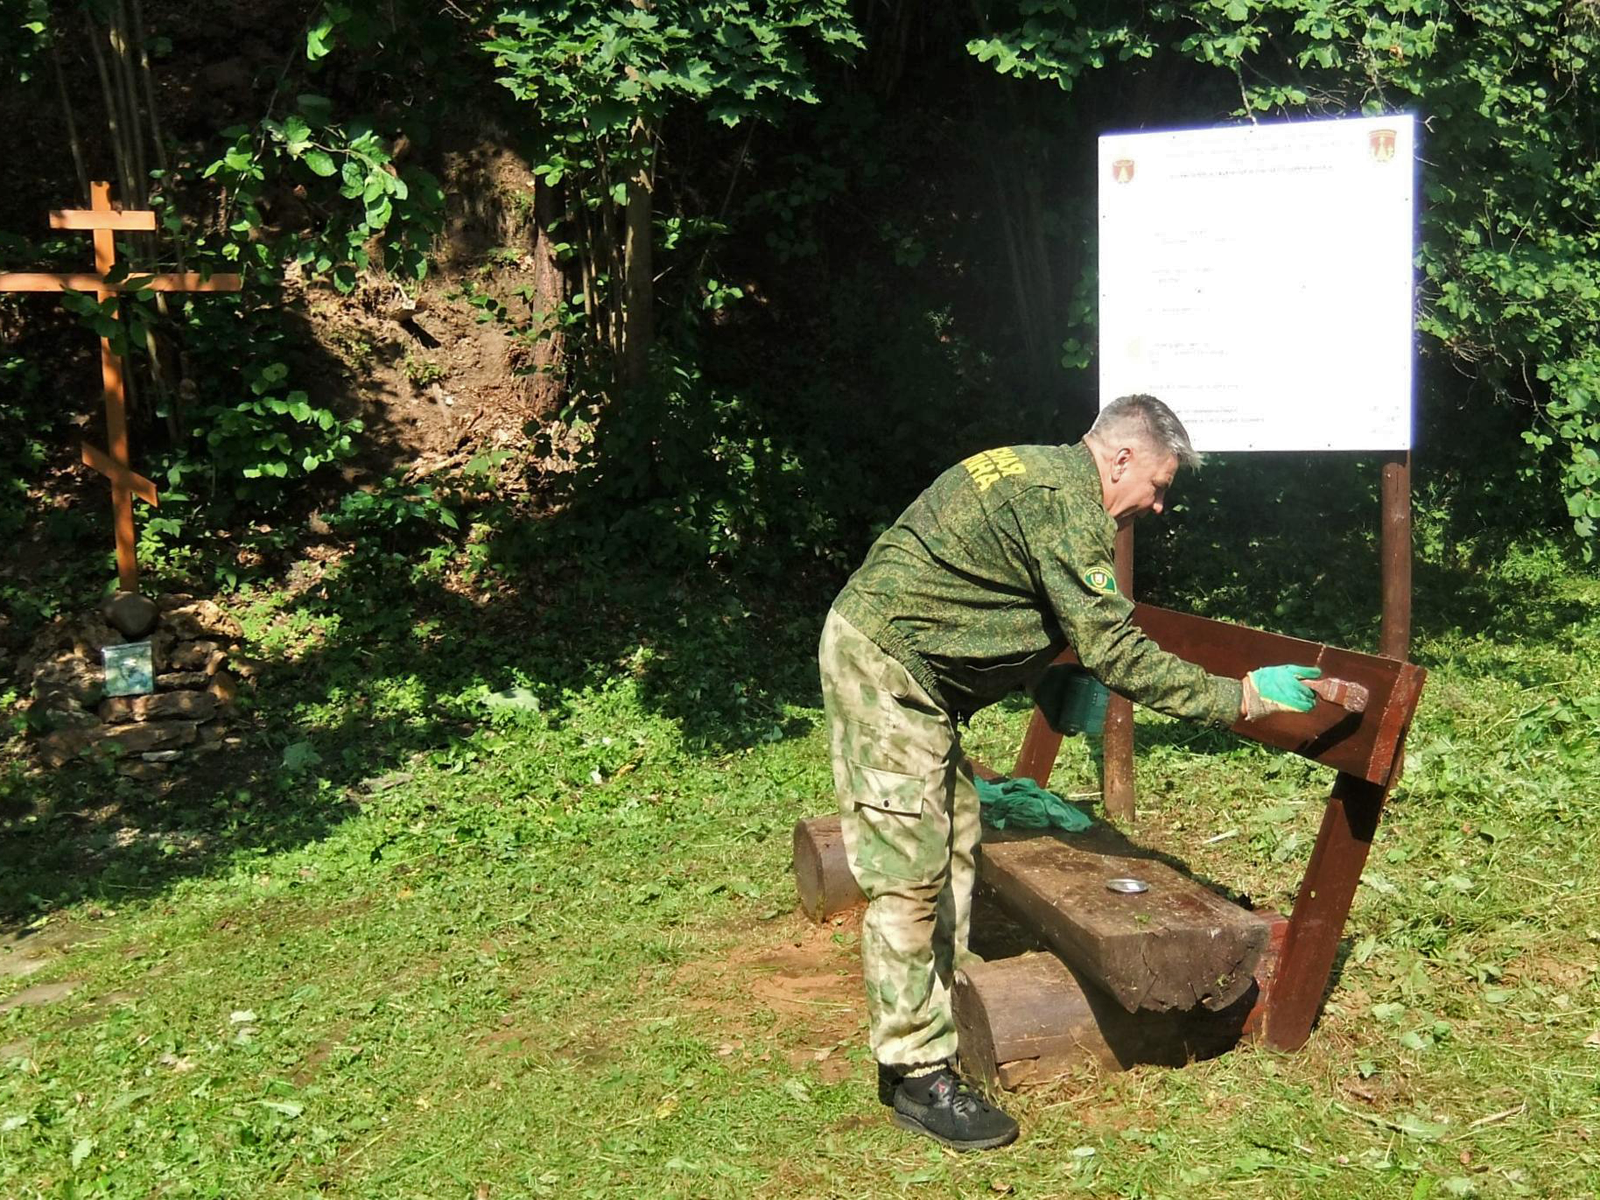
961, 447, 1027, 493
1083, 567, 1117, 595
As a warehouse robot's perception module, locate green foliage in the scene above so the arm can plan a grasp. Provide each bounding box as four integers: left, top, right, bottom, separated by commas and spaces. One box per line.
534, 346, 846, 568
969, 0, 1600, 552
0, 354, 46, 539
327, 477, 461, 543
487, 2, 862, 156
199, 98, 445, 291
0, 0, 50, 83
485, 0, 862, 365
155, 300, 359, 507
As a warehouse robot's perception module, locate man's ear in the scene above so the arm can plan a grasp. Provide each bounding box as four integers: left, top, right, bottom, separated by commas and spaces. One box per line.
1111, 446, 1134, 479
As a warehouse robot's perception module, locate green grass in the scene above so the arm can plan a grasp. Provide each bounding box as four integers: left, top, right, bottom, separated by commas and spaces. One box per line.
1, 534, 1597, 1198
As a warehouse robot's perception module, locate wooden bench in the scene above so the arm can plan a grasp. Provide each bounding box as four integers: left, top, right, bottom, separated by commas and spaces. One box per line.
794, 602, 1426, 1084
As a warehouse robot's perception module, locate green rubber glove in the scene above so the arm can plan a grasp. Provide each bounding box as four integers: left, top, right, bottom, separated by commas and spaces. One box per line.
1242, 664, 1322, 719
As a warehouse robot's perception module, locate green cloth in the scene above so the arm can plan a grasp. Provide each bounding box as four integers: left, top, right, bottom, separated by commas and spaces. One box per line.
831, 440, 1241, 725
975, 776, 1093, 833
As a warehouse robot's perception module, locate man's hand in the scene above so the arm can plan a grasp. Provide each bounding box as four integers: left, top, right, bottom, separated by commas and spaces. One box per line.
1241, 664, 1322, 720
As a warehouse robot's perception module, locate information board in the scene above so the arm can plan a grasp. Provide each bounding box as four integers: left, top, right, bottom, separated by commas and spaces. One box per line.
1098, 114, 1414, 452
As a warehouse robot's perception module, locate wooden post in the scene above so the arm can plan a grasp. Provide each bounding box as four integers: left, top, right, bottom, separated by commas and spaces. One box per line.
1100, 523, 1136, 823
1379, 451, 1412, 660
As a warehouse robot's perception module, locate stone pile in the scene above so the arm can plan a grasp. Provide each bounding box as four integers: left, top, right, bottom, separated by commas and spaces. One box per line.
23, 592, 259, 778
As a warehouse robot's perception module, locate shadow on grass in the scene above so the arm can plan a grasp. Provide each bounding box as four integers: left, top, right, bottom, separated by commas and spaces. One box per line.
0, 538, 837, 926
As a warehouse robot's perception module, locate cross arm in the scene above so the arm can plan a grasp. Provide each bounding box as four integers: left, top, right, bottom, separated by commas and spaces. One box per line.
81, 443, 158, 506
0, 271, 243, 293
50, 209, 157, 231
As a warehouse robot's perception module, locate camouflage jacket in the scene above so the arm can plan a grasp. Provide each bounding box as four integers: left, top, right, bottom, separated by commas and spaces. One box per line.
831, 441, 1243, 724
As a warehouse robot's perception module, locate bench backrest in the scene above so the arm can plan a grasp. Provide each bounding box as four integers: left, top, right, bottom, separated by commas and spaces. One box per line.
1049, 604, 1426, 786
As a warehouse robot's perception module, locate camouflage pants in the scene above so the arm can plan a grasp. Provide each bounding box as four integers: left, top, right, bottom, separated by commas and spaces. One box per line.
818, 607, 981, 1070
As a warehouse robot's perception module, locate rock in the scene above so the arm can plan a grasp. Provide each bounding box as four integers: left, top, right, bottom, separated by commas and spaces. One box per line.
208, 669, 239, 708
146, 692, 217, 721
149, 629, 175, 673
38, 729, 94, 767
162, 600, 242, 642
32, 656, 103, 710
361, 770, 414, 794
228, 654, 267, 680
169, 639, 221, 671
117, 761, 168, 781
67, 615, 123, 657
103, 591, 159, 638
156, 671, 210, 690
140, 750, 183, 763
36, 707, 101, 732
98, 696, 138, 724
101, 692, 218, 724
99, 721, 198, 756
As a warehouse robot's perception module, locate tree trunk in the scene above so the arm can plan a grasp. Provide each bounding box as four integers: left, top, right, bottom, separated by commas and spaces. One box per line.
526, 179, 569, 419
619, 120, 655, 391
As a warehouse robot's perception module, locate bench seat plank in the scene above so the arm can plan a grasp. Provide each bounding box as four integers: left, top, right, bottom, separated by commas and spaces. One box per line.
980, 830, 1271, 1012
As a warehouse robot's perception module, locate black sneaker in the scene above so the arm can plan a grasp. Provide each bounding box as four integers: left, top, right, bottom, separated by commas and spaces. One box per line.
891, 1067, 1019, 1151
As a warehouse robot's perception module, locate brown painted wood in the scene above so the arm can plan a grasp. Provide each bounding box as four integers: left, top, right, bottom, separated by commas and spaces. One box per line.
0, 183, 241, 592
1101, 524, 1137, 821
1010, 708, 1062, 786
979, 832, 1270, 1012
0, 271, 242, 292
1380, 451, 1412, 660
80, 443, 157, 506
1259, 664, 1424, 1050
792, 815, 864, 922
1261, 771, 1391, 1051
955, 952, 1260, 1087
49, 208, 157, 230
1088, 605, 1422, 786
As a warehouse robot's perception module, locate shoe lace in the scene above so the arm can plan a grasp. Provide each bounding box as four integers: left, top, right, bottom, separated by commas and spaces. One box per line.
941, 1076, 992, 1116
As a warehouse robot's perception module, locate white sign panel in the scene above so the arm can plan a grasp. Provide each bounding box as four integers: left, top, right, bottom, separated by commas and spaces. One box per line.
1098, 114, 1414, 452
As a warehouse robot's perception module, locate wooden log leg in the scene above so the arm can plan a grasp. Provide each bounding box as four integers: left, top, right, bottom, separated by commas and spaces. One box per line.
1259, 772, 1387, 1050
954, 952, 1258, 1089
793, 815, 864, 922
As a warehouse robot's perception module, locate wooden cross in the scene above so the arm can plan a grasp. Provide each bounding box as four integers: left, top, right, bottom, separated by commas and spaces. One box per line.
0, 181, 241, 593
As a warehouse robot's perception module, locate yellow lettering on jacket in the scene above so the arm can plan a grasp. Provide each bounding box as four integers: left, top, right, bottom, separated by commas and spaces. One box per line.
961, 447, 1026, 492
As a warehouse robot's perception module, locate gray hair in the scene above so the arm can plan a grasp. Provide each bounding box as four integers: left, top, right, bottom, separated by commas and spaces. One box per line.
1086, 394, 1200, 469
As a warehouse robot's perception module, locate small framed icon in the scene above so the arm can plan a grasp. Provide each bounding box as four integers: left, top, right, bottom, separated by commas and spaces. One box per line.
103, 641, 155, 697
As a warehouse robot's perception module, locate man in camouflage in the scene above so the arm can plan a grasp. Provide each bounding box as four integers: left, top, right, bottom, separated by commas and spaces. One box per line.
819, 394, 1320, 1151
